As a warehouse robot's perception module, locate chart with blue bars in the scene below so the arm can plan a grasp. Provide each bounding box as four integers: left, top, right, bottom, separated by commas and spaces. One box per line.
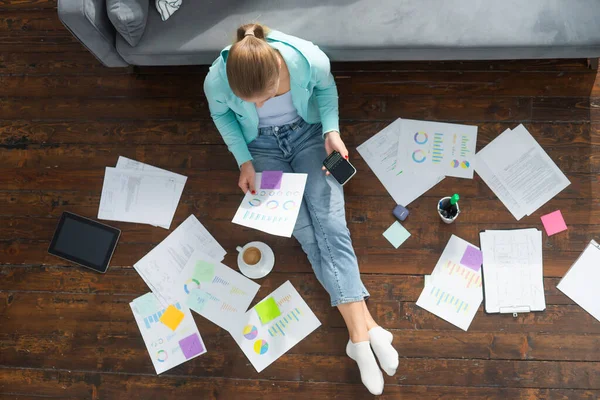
268, 308, 302, 337
430, 286, 469, 313
143, 303, 182, 330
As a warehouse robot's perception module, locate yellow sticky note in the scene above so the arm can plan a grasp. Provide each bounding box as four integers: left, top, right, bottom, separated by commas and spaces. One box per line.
255, 297, 281, 325
159, 305, 185, 331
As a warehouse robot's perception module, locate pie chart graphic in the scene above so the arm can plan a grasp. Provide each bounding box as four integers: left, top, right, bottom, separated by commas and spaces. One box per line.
184, 278, 200, 294
451, 160, 459, 168
156, 350, 168, 363
412, 150, 426, 163
461, 161, 470, 169
243, 325, 258, 340
253, 339, 269, 355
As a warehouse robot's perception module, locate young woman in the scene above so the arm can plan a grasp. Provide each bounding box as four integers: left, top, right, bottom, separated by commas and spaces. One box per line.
204, 23, 398, 395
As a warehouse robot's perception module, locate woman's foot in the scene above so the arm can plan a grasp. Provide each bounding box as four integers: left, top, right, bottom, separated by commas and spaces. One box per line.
346, 340, 384, 395
368, 327, 399, 376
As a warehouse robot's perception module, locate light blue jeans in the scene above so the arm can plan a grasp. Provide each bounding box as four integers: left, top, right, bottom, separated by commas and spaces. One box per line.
247, 118, 369, 306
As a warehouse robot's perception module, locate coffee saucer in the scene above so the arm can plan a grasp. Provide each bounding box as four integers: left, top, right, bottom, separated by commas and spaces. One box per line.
237, 241, 275, 279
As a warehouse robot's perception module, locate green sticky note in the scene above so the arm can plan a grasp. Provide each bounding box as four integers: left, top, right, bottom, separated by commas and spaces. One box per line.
186, 288, 210, 313
132, 292, 160, 316
193, 260, 215, 282
382, 221, 411, 249
255, 297, 281, 325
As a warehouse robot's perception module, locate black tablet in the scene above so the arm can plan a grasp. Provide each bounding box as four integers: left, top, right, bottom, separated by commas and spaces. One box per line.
48, 212, 121, 273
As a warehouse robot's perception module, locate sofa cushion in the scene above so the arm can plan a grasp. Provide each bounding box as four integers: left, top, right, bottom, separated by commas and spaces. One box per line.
116, 0, 600, 66
107, 0, 149, 47
58, 0, 128, 67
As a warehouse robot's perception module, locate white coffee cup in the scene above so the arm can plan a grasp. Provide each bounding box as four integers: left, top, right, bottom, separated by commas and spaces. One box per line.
236, 241, 275, 279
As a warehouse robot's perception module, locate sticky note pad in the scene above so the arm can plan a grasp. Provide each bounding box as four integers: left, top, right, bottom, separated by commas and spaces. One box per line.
179, 333, 204, 359
460, 246, 483, 271
261, 171, 283, 189
541, 210, 568, 236
382, 221, 411, 249
159, 305, 185, 331
255, 296, 281, 324
186, 288, 210, 313
132, 293, 160, 316
193, 260, 215, 282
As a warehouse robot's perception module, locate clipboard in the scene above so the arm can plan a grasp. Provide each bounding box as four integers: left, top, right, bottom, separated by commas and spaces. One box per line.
479, 228, 546, 315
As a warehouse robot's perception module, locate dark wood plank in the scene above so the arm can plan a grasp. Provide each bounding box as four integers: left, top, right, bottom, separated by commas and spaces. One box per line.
0, 0, 56, 9
0, 51, 125, 75
0, 10, 69, 34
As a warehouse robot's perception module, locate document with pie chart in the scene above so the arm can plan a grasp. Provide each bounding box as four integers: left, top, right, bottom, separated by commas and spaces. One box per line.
229, 281, 321, 373
232, 173, 307, 237
397, 119, 478, 179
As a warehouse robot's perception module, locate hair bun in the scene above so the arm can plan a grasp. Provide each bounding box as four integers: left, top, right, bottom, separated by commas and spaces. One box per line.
236, 23, 267, 41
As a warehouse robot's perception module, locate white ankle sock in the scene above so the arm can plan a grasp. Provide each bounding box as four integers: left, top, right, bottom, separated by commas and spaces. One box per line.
346, 340, 384, 395
368, 327, 399, 376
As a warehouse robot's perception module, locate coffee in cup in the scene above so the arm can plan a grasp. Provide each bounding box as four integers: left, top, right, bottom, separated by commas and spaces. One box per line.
242, 246, 262, 266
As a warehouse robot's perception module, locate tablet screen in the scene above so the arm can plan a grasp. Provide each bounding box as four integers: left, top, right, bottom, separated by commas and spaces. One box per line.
49, 212, 120, 273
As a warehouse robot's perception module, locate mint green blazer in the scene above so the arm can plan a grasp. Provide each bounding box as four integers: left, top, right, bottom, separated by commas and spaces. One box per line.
203, 30, 339, 166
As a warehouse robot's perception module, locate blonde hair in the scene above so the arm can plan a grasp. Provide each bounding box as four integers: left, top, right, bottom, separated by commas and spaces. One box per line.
226, 23, 279, 99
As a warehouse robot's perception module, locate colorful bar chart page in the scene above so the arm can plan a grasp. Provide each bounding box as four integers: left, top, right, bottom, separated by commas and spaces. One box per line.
230, 281, 321, 373
416, 235, 484, 331
130, 292, 207, 374
171, 249, 260, 332
232, 173, 307, 237
397, 119, 478, 179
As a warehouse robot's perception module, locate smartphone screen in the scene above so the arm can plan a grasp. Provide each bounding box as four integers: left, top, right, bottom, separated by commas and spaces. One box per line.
323, 151, 357, 185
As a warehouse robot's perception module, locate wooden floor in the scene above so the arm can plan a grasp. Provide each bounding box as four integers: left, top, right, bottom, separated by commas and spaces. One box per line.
2, 3, 600, 400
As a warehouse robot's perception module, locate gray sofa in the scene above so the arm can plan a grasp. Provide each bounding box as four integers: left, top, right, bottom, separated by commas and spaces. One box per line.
58, 0, 600, 68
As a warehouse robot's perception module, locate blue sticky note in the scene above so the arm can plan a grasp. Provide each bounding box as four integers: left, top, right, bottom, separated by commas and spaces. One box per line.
186, 288, 210, 313
261, 171, 283, 189
382, 221, 411, 249
132, 293, 160, 316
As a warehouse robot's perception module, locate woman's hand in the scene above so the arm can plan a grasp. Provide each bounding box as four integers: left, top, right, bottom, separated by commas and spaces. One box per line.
239, 161, 256, 194
322, 130, 348, 175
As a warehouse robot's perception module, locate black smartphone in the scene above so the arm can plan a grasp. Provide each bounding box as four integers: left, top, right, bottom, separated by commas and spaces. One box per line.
323, 151, 357, 185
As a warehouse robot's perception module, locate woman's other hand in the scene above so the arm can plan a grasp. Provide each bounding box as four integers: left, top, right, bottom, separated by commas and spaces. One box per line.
322, 130, 348, 175
239, 161, 256, 194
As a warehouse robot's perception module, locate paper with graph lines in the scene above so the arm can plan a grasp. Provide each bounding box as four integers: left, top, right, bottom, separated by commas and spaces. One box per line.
230, 281, 321, 373
416, 235, 483, 331
170, 249, 260, 332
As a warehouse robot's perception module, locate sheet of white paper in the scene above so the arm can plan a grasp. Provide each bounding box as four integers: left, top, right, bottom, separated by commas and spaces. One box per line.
397, 119, 477, 179
169, 249, 260, 331
475, 125, 570, 219
232, 173, 307, 238
557, 240, 600, 322
134, 215, 227, 306
479, 229, 545, 313
130, 292, 207, 374
416, 235, 483, 331
357, 119, 445, 206
229, 281, 321, 373
115, 156, 188, 229
98, 167, 186, 229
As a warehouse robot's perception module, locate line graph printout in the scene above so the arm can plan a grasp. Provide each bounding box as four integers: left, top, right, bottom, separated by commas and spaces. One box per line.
479, 228, 545, 314
417, 235, 483, 331
170, 249, 260, 331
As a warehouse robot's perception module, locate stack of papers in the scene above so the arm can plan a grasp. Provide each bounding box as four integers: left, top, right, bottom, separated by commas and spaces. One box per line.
475, 124, 570, 220
98, 156, 187, 229
557, 240, 600, 322
134, 214, 227, 306
480, 228, 545, 314
357, 118, 477, 205
357, 119, 445, 206
416, 235, 484, 331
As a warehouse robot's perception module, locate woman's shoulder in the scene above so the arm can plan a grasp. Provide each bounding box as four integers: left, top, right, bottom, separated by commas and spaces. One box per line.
268, 31, 331, 83
203, 53, 230, 97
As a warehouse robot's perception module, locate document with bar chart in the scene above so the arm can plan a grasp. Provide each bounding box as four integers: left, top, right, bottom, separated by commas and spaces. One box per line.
396, 119, 478, 179
130, 292, 207, 374
170, 249, 260, 332
229, 281, 321, 373
416, 235, 484, 330
232, 173, 307, 237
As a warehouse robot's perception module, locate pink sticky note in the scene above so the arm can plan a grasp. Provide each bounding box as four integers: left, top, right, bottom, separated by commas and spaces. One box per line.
178, 333, 204, 359
541, 210, 567, 236
261, 171, 283, 189
460, 246, 483, 271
